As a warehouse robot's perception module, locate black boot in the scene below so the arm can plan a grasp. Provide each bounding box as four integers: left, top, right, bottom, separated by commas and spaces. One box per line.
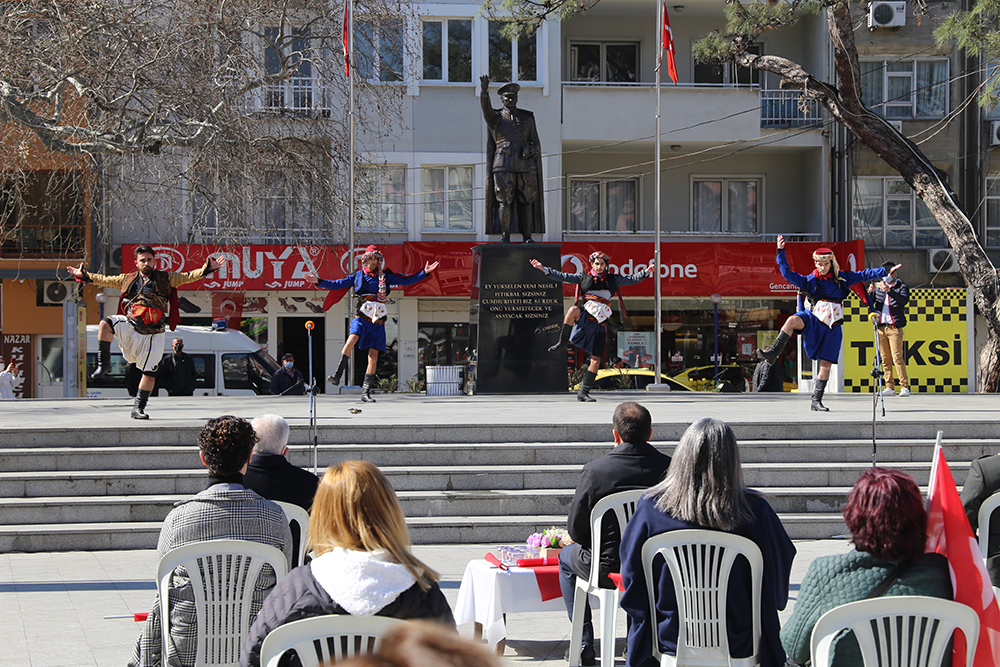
131, 389, 151, 420
757, 331, 790, 366
361, 374, 377, 403
328, 354, 350, 385
548, 324, 573, 353
811, 378, 829, 412
577, 370, 597, 402
91, 340, 111, 379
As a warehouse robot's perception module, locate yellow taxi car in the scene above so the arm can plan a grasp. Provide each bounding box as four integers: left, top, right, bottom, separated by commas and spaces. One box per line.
572, 368, 692, 392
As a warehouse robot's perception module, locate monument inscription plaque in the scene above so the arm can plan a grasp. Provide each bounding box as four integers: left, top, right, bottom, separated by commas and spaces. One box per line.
468, 244, 565, 394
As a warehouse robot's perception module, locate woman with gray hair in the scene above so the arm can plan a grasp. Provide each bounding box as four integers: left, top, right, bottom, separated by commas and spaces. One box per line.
618, 418, 795, 667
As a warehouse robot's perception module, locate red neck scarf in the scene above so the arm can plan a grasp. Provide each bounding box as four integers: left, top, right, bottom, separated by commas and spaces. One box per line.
811, 269, 835, 281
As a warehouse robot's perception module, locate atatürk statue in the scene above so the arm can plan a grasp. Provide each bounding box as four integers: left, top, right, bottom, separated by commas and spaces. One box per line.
480, 76, 545, 243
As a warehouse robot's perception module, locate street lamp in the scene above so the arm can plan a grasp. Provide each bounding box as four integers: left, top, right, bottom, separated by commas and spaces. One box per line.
711, 293, 722, 386
95, 291, 107, 320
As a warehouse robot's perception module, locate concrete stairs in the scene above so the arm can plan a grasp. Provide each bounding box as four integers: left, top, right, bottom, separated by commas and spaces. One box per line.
0, 424, 995, 552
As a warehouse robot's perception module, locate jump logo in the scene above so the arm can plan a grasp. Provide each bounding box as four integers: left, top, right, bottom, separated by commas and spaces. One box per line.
841, 288, 969, 393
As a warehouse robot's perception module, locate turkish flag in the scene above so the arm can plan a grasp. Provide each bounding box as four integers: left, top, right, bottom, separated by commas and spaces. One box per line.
211, 292, 245, 329
343, 2, 351, 77
926, 443, 1000, 667
661, 3, 678, 85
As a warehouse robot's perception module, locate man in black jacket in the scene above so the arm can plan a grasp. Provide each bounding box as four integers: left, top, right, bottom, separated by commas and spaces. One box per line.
160, 338, 198, 396
269, 353, 305, 395
867, 262, 910, 396
558, 401, 672, 665
962, 454, 1000, 585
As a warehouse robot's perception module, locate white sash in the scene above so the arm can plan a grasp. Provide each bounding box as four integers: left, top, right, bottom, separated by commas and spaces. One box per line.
360, 300, 387, 322
583, 300, 612, 323
813, 300, 844, 328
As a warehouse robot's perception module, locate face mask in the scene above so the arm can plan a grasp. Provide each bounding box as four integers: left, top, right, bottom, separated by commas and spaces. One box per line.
283, 361, 294, 369
174, 346, 183, 352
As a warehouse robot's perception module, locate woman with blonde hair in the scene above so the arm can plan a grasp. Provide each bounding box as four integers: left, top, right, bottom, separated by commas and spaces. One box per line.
241, 461, 454, 667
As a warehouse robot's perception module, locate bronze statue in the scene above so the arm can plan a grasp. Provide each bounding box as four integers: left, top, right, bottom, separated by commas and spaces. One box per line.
480, 75, 545, 243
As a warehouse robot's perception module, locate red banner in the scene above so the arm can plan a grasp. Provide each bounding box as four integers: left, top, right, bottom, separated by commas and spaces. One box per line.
125, 240, 864, 298
1, 333, 32, 398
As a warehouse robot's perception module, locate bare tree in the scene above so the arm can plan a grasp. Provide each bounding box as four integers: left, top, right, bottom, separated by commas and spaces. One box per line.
0, 0, 414, 263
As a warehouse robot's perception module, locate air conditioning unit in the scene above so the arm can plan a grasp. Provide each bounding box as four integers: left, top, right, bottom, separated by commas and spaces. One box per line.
868, 1, 906, 28
991, 120, 1000, 147
39, 280, 76, 305
109, 246, 123, 272
927, 248, 960, 274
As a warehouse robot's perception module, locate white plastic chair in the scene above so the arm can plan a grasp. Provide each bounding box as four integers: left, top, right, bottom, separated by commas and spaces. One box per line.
810, 596, 979, 667
274, 501, 310, 568
568, 488, 646, 667
640, 529, 763, 667
157, 539, 289, 667
976, 490, 1000, 566
259, 615, 409, 667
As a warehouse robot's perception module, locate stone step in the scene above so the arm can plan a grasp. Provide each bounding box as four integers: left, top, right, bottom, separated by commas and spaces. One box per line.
0, 510, 854, 552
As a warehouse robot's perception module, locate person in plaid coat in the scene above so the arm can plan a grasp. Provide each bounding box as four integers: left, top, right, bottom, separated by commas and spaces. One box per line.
129, 416, 292, 667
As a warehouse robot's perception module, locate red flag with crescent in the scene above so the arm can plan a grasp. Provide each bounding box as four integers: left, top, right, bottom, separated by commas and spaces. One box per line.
662, 3, 678, 85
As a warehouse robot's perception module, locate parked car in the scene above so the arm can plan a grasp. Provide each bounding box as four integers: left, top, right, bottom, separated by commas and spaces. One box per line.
85, 324, 280, 397
572, 368, 692, 392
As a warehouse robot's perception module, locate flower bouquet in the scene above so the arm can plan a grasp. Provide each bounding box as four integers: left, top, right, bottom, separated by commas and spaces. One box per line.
527, 527, 573, 558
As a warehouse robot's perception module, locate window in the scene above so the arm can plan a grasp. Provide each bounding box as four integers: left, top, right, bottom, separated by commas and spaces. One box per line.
358, 165, 406, 231
567, 177, 639, 232
422, 166, 473, 230
263, 27, 313, 111
357, 16, 404, 82
488, 22, 537, 83
0, 171, 85, 259
569, 42, 638, 83
853, 177, 945, 248
984, 62, 1000, 120
694, 44, 760, 86
422, 19, 472, 83
985, 177, 1000, 246
860, 59, 948, 119
692, 178, 759, 233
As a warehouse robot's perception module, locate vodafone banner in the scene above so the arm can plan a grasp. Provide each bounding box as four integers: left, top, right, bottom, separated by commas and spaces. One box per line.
126, 240, 864, 298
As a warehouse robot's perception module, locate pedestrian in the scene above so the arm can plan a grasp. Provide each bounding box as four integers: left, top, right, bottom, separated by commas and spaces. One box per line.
67, 245, 224, 419
160, 338, 198, 396
757, 236, 898, 411
530, 252, 653, 402
0, 356, 18, 399
270, 353, 305, 396
306, 245, 438, 402
867, 262, 910, 396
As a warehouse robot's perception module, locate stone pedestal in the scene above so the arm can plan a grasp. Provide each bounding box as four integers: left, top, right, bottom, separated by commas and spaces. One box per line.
467, 244, 566, 394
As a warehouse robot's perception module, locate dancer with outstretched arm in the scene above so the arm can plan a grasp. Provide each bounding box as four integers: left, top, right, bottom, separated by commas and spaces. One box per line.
306, 245, 438, 402
757, 235, 899, 411
530, 252, 654, 402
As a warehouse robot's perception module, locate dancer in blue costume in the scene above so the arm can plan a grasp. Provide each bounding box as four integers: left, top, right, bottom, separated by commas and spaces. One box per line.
530, 252, 654, 402
306, 245, 438, 402
757, 235, 900, 411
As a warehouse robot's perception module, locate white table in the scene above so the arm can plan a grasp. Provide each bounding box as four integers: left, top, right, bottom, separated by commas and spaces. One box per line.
454, 558, 567, 652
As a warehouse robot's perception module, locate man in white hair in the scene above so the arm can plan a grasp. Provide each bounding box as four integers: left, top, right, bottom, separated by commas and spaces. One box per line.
243, 414, 319, 512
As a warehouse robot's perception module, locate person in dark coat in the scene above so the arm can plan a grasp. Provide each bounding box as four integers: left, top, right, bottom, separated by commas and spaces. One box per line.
752, 358, 785, 392
270, 353, 305, 396
559, 401, 671, 666
962, 453, 1000, 585
160, 338, 198, 396
244, 414, 318, 511
240, 460, 454, 667
619, 418, 795, 667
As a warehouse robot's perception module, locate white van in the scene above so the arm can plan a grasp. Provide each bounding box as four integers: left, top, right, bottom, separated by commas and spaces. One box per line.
85, 324, 281, 397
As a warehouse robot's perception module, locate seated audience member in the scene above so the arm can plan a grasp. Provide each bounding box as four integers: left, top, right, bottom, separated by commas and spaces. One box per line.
619, 418, 795, 667
781, 467, 952, 667
559, 401, 671, 666
336, 620, 501, 667
962, 452, 1000, 585
244, 414, 319, 511
130, 416, 292, 667
241, 460, 454, 667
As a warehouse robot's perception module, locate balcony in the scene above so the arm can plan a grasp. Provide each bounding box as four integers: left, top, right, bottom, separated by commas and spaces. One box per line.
255, 77, 332, 116
561, 83, 824, 145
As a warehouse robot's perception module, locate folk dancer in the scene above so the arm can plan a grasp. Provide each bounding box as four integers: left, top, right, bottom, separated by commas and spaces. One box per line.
306, 245, 438, 402
757, 235, 899, 411
530, 252, 654, 402
67, 245, 225, 419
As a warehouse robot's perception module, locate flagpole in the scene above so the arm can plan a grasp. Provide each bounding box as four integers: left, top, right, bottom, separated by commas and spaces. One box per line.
652, 0, 664, 389
347, 0, 356, 384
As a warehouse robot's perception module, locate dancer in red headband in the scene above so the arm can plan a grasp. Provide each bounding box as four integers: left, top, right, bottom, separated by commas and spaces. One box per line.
307, 246, 438, 402
757, 235, 899, 411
